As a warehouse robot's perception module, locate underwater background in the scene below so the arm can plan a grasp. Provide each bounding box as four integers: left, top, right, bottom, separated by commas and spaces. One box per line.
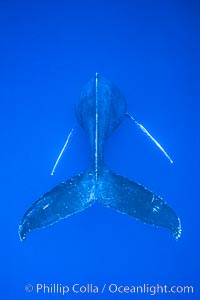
1, 0, 200, 298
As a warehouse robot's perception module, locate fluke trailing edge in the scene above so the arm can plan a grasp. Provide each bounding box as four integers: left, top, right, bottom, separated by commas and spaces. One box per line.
19, 74, 181, 241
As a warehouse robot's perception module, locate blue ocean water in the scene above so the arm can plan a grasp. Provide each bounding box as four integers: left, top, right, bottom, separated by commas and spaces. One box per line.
1, 0, 199, 299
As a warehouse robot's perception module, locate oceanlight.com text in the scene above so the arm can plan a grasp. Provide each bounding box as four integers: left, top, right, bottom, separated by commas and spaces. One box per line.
25, 282, 194, 296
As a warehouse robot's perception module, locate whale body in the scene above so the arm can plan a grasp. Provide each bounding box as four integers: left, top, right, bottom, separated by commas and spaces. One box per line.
19, 75, 181, 241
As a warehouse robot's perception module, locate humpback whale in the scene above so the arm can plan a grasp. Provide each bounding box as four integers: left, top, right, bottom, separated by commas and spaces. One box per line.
19, 74, 181, 241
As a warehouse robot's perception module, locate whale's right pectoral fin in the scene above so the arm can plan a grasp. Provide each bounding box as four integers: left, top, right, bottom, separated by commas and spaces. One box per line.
100, 170, 181, 239
19, 172, 96, 241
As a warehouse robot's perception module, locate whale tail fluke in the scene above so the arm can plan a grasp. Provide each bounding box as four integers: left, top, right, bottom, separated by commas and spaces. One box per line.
19, 168, 181, 241
18, 171, 96, 241
99, 169, 181, 239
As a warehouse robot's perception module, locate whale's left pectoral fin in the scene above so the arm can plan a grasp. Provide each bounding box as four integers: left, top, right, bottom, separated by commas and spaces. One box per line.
19, 171, 95, 241
100, 170, 181, 239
